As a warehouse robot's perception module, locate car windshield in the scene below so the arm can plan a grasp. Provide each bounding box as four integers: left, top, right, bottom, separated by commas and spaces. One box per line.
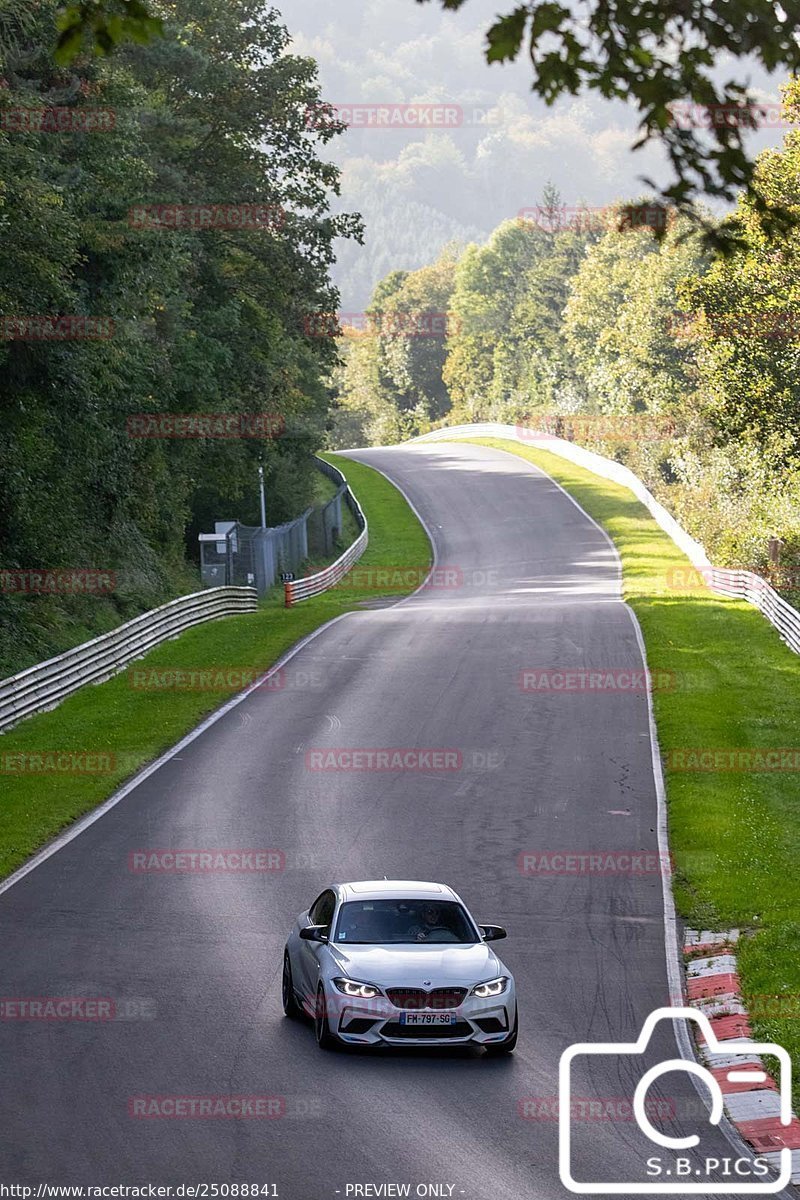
333, 899, 478, 945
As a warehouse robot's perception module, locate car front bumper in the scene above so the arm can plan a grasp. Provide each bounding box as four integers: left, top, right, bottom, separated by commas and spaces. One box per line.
323, 983, 517, 1047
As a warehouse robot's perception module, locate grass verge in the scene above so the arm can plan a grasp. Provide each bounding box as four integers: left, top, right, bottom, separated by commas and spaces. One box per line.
0, 452, 430, 882
465, 436, 800, 1098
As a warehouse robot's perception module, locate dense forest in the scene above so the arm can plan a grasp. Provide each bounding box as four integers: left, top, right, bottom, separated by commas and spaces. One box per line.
0, 0, 359, 676
331, 94, 800, 592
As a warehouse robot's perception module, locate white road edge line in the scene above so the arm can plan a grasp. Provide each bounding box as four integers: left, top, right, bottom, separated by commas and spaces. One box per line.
439, 438, 792, 1193
0, 453, 438, 901
0, 615, 352, 899
332, 448, 441, 608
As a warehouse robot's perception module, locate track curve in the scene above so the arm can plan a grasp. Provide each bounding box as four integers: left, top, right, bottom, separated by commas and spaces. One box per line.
0, 443, 784, 1198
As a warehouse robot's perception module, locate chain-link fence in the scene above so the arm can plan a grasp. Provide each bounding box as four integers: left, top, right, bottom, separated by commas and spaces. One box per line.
198, 458, 347, 595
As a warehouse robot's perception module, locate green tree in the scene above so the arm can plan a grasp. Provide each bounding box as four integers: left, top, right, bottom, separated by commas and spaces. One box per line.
444, 218, 549, 418
0, 0, 360, 673
373, 247, 458, 423
563, 210, 708, 418
414, 0, 800, 236
328, 330, 409, 449
501, 188, 603, 414
680, 83, 800, 465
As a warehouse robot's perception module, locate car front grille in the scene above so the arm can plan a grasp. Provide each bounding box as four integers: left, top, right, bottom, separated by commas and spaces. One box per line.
380, 1020, 473, 1040
385, 987, 468, 1011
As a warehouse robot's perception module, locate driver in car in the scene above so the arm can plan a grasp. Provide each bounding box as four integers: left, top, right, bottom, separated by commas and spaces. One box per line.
407, 902, 447, 942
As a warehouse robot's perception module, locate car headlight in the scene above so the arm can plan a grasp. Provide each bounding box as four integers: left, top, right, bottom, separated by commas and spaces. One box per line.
471, 976, 509, 998
333, 977, 382, 999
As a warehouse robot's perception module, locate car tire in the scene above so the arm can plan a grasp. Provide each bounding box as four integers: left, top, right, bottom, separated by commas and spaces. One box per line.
484, 1007, 518, 1055
282, 952, 302, 1019
315, 984, 338, 1050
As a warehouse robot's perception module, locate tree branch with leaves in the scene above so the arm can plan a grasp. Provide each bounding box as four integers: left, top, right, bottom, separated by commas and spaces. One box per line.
416, 0, 800, 240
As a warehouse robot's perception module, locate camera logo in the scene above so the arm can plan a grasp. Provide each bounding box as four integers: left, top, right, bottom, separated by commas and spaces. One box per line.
559, 1007, 792, 1193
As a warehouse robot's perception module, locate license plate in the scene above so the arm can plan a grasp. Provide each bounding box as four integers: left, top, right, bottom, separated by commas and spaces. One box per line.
399, 1012, 457, 1026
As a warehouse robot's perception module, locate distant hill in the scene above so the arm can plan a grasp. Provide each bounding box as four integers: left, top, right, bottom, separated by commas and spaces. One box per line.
277, 0, 784, 308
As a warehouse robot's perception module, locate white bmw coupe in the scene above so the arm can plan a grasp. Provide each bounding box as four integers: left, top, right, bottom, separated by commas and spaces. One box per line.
282, 879, 517, 1052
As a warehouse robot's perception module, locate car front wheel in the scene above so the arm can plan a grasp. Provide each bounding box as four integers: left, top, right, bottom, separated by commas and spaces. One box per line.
315, 984, 338, 1050
484, 1006, 518, 1055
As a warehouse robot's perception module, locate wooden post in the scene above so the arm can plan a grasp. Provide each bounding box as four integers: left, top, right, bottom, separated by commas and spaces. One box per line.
767, 536, 784, 587
769, 537, 784, 568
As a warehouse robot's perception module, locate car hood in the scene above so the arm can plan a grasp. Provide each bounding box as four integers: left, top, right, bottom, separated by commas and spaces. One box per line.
327, 942, 504, 986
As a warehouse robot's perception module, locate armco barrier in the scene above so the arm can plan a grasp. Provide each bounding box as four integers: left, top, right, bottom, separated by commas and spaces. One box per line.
285, 460, 368, 606
0, 587, 257, 733
707, 568, 800, 655
413, 422, 800, 657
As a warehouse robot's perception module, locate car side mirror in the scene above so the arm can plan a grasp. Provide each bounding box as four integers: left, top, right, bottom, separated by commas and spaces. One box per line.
300, 925, 329, 943
480, 924, 507, 942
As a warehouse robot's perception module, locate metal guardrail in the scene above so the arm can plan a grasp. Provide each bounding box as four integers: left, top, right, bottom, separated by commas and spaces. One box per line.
0, 586, 258, 734
707, 568, 800, 656
0, 458, 367, 729
313, 456, 348, 491
285, 459, 368, 606
413, 422, 800, 659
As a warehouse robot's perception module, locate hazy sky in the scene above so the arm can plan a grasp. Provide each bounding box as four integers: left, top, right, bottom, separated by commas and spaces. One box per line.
275, 0, 787, 307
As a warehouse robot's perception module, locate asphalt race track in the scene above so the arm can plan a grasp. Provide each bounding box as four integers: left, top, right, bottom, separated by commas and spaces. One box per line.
0, 443, 791, 1199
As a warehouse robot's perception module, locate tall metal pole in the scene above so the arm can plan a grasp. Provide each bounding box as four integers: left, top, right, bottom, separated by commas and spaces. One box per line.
258, 464, 267, 530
